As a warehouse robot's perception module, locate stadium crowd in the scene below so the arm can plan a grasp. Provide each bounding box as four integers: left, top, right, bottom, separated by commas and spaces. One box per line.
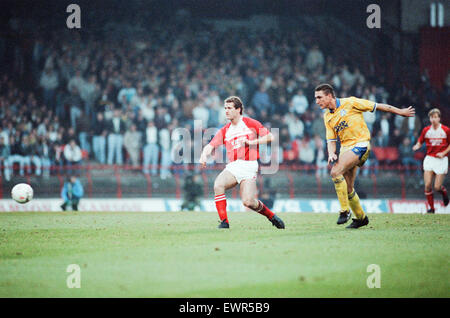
1, 22, 449, 181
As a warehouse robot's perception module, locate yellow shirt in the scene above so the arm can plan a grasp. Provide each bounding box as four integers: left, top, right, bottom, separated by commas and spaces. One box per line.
323, 96, 377, 147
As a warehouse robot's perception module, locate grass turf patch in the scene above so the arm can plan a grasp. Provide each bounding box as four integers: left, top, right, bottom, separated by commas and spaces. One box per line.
0, 212, 448, 297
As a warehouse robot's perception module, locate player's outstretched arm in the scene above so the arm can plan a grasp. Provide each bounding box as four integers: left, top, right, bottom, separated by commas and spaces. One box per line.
244, 133, 274, 146
199, 144, 214, 168
376, 104, 415, 117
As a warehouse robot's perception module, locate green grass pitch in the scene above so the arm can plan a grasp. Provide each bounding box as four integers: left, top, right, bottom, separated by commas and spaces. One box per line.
0, 212, 448, 297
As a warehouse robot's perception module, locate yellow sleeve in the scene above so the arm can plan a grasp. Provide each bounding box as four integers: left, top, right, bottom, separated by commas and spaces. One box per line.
351, 97, 377, 113
324, 116, 337, 142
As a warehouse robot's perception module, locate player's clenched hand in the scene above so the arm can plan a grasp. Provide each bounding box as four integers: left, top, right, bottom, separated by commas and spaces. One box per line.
412, 143, 420, 151
399, 106, 415, 117
328, 153, 338, 165
436, 152, 445, 159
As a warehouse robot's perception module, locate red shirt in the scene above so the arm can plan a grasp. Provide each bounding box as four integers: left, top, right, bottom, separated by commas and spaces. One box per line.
418, 124, 450, 157
209, 117, 270, 162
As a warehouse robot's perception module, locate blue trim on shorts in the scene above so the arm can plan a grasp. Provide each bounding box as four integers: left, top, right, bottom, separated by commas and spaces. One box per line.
351, 146, 368, 160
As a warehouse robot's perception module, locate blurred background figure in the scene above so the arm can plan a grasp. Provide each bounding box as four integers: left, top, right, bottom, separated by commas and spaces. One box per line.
60, 175, 84, 211
181, 173, 202, 211
63, 139, 82, 174
124, 124, 142, 168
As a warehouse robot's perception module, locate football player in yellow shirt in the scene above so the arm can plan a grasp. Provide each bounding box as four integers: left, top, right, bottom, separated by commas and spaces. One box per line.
314, 83, 415, 228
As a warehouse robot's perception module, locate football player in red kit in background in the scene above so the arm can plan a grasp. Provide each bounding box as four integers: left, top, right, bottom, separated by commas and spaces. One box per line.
199, 96, 285, 229
413, 108, 450, 213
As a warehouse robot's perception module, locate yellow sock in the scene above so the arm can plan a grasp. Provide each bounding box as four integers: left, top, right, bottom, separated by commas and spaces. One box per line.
332, 176, 350, 212
348, 189, 366, 220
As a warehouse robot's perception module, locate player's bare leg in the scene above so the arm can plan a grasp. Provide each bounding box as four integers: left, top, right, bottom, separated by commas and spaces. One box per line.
330, 150, 360, 224
424, 171, 435, 213
213, 170, 238, 228
434, 174, 449, 208
343, 165, 368, 228
240, 179, 285, 229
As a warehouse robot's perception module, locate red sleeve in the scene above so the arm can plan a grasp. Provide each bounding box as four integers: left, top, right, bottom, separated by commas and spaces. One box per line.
445, 125, 450, 144
418, 126, 428, 144
243, 117, 270, 137
209, 126, 226, 148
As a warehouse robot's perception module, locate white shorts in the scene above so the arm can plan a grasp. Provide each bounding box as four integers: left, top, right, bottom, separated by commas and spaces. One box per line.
423, 155, 448, 175
225, 160, 258, 184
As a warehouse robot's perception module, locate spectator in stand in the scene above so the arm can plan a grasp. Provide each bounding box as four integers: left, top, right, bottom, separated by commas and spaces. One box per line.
67, 70, 85, 94
290, 89, 309, 116
389, 128, 403, 148
26, 135, 43, 177
0, 126, 9, 147
134, 109, 147, 134
39, 66, 59, 110
285, 112, 304, 140
305, 45, 324, 71
251, 84, 271, 116
311, 111, 326, 140
66, 87, 84, 130
399, 137, 421, 176
79, 74, 100, 122
62, 127, 78, 145
75, 110, 91, 154
117, 80, 137, 108
123, 124, 142, 168
373, 130, 387, 147
192, 100, 210, 128
379, 113, 391, 146
92, 112, 107, 164
313, 134, 327, 177
107, 109, 126, 165
143, 120, 159, 175
38, 137, 52, 178
0, 136, 10, 181
7, 135, 27, 177
159, 126, 172, 179
298, 135, 315, 172
52, 140, 64, 171
64, 139, 82, 174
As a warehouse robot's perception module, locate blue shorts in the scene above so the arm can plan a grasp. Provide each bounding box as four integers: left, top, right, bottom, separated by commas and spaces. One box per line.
351, 146, 368, 160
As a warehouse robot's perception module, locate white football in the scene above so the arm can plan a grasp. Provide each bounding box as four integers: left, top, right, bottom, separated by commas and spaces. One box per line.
11, 183, 34, 204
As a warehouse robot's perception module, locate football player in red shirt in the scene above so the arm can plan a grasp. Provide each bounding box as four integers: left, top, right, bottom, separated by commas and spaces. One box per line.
199, 96, 285, 229
413, 108, 450, 213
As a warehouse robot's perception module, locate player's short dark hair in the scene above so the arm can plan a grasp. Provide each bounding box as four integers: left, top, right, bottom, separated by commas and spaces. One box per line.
428, 108, 441, 118
224, 96, 244, 115
314, 83, 335, 97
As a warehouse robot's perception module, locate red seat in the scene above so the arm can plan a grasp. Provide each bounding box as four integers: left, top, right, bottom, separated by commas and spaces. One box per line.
372, 147, 386, 161
384, 147, 399, 161
372, 147, 399, 161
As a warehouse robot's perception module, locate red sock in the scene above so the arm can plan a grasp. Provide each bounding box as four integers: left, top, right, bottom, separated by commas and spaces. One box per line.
215, 194, 228, 222
253, 200, 275, 220
425, 191, 434, 210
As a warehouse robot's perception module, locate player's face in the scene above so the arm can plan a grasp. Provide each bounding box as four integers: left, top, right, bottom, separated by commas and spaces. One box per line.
429, 114, 441, 126
315, 91, 332, 109
224, 102, 240, 120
